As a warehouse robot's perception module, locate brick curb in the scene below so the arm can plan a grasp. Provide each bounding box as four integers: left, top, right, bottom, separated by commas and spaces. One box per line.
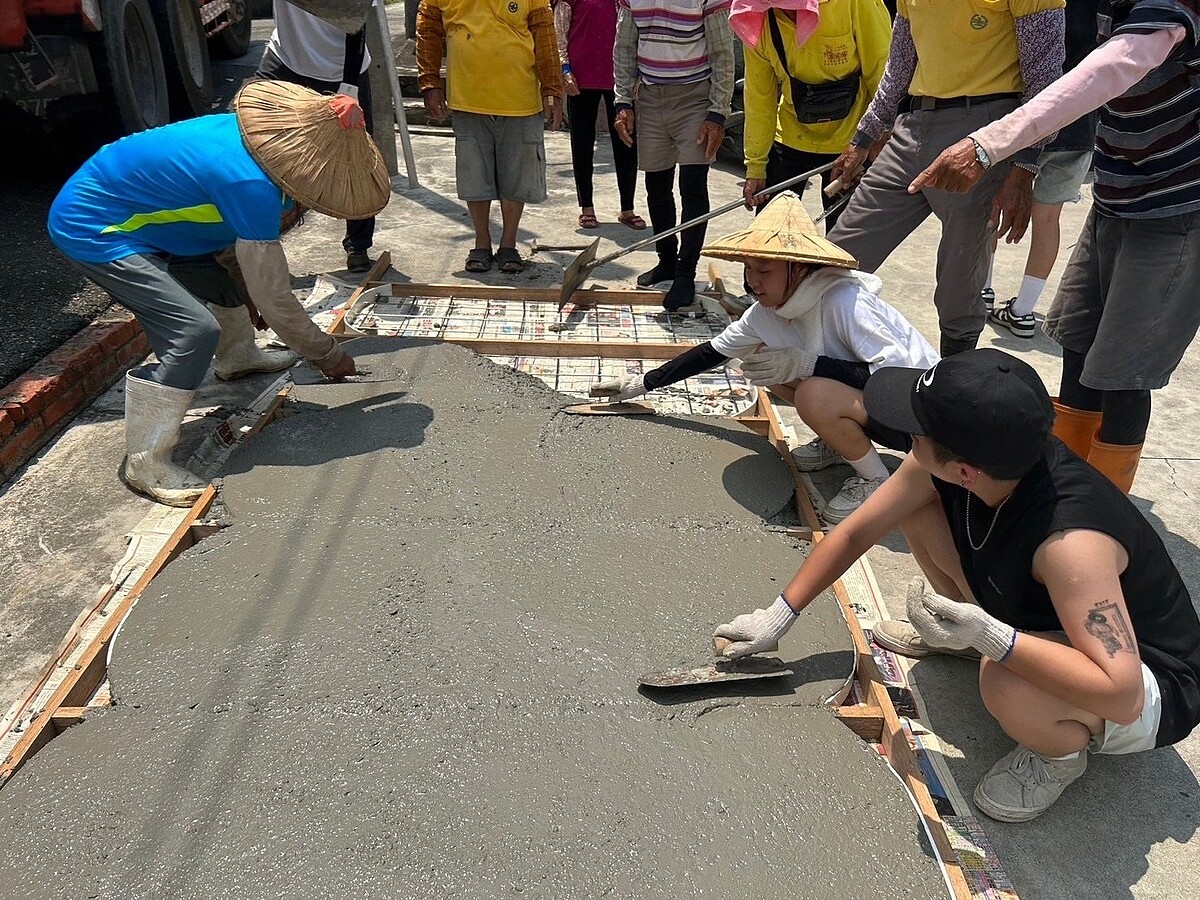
0, 313, 149, 482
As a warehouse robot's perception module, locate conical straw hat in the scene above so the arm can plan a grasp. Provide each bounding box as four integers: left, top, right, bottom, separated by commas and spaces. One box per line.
234, 80, 391, 220
702, 192, 857, 268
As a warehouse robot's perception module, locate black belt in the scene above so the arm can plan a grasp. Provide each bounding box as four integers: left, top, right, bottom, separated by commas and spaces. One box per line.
900, 92, 1020, 113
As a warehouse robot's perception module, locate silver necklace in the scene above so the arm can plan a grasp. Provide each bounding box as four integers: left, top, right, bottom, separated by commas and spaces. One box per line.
965, 490, 1011, 551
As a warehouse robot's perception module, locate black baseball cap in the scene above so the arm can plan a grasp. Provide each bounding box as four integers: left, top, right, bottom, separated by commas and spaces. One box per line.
864, 349, 1053, 471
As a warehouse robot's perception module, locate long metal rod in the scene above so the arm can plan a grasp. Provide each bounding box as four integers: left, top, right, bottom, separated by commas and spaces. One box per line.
587, 160, 837, 270
375, 1, 419, 189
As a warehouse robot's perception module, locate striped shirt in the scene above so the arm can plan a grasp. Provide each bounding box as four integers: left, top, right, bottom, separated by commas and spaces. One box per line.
617, 0, 732, 86
1095, 1, 1200, 217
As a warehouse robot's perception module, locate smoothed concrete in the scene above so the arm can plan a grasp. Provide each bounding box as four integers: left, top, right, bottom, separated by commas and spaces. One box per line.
0, 342, 943, 898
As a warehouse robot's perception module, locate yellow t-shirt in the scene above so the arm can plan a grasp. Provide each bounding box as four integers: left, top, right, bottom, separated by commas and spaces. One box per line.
898, 0, 1065, 99
425, 0, 549, 116
743, 0, 892, 176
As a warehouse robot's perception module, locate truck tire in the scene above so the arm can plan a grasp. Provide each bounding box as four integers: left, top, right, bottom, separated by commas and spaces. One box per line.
90, 0, 171, 133
209, 0, 252, 59
154, 0, 215, 118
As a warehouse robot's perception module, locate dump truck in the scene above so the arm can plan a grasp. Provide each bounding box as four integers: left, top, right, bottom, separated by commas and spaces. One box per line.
0, 0, 252, 136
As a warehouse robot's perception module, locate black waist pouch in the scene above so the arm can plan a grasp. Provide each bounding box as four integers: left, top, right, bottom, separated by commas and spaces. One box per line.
769, 11, 861, 125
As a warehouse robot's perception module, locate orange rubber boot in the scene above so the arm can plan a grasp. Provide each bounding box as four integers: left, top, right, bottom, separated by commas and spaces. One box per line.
1051, 399, 1102, 459
1088, 437, 1143, 495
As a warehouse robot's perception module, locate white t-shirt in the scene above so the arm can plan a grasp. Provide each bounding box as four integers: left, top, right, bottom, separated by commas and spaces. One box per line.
710, 279, 939, 371
267, 0, 372, 84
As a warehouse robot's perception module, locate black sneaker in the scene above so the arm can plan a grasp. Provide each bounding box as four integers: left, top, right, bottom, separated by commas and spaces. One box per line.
981, 287, 995, 313
988, 299, 1037, 338
346, 250, 373, 273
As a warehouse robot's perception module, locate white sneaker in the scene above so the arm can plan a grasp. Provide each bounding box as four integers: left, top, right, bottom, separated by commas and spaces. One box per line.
974, 745, 1088, 822
822, 474, 886, 523
790, 437, 842, 472
988, 299, 1037, 339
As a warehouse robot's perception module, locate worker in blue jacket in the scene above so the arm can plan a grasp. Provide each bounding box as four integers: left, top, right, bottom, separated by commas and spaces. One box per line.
48, 81, 390, 507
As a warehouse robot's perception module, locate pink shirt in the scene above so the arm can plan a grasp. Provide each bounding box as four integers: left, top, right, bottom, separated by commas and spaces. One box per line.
971, 27, 1185, 164
562, 0, 619, 91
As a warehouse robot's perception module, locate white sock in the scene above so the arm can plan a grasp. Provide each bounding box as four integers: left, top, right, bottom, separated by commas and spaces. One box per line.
983, 253, 995, 291
1011, 275, 1047, 317
847, 448, 888, 480
1045, 750, 1082, 762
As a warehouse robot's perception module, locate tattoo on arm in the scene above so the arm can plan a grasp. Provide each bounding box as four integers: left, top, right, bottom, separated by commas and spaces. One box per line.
1084, 601, 1136, 658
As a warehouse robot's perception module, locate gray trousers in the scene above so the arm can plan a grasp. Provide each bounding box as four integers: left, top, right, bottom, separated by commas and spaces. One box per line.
68, 254, 220, 390
827, 100, 1016, 343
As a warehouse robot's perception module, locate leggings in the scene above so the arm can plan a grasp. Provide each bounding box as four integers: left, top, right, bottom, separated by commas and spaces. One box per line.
645, 164, 710, 276
1060, 348, 1152, 445
567, 89, 638, 211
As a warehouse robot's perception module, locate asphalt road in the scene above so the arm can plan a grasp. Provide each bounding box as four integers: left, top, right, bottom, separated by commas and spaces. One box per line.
0, 24, 271, 387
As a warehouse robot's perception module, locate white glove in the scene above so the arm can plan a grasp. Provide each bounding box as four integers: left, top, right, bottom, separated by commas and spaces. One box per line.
739, 348, 818, 386
713, 596, 797, 660
905, 577, 1016, 662
589, 374, 646, 402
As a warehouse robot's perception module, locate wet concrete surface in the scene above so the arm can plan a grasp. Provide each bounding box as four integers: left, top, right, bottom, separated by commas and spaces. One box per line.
0, 342, 944, 897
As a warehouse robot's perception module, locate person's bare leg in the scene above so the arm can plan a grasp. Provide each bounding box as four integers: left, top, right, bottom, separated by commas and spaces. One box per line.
1025, 202, 1063, 280
792, 378, 873, 461
468, 200, 493, 251
499, 199, 525, 250
979, 644, 1104, 757
899, 497, 976, 603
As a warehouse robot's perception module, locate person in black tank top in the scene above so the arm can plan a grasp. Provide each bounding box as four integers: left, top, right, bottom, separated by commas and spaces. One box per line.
713, 349, 1200, 823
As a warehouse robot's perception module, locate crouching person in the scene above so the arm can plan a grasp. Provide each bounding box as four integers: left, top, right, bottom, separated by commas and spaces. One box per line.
47, 81, 391, 507
591, 192, 938, 522
715, 350, 1200, 822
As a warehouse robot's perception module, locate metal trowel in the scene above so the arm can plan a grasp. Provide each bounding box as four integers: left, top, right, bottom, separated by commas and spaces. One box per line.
637, 638, 788, 689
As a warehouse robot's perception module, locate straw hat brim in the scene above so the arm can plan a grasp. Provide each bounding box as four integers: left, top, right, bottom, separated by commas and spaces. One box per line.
234, 80, 391, 220
701, 191, 858, 269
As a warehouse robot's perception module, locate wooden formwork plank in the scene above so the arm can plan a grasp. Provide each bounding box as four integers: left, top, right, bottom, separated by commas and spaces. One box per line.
380, 282, 669, 306
0, 486, 218, 786
440, 338, 686, 360
327, 251, 393, 336
758, 398, 971, 900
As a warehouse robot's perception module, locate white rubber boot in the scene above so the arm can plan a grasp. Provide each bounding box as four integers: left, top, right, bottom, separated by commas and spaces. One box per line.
121, 372, 208, 507
207, 303, 296, 381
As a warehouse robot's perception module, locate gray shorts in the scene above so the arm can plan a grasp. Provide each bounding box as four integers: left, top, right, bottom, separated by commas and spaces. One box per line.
1033, 149, 1093, 205
635, 80, 713, 171
452, 112, 547, 203
1044, 208, 1200, 390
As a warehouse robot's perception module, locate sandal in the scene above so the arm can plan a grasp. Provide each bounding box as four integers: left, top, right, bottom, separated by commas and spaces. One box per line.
496, 246, 524, 274
618, 211, 648, 230
579, 211, 599, 229
465, 248, 493, 273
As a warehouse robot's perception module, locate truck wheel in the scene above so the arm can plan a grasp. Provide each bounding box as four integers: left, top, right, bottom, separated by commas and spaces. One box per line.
209, 0, 252, 60
154, 0, 214, 118
90, 0, 171, 133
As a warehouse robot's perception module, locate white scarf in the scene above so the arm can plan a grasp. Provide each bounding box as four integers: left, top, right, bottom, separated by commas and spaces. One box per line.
773, 268, 883, 355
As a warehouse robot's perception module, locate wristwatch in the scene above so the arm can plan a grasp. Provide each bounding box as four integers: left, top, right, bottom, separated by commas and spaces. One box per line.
970, 138, 993, 170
